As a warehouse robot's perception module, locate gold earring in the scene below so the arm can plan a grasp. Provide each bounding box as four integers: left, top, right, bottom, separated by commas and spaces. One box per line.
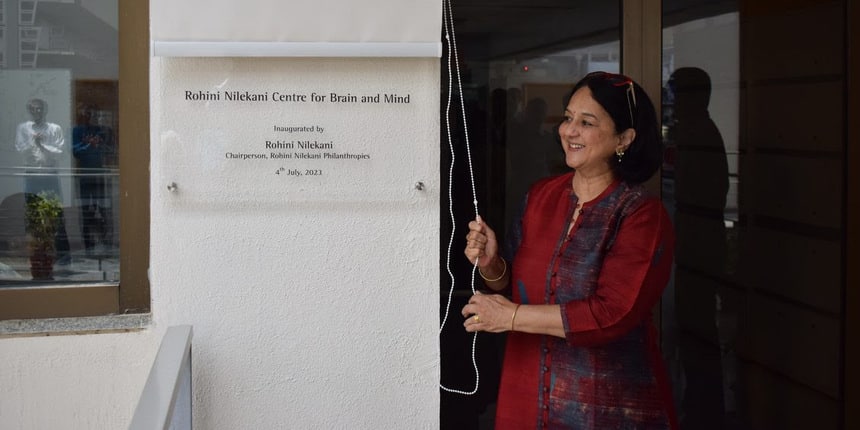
616, 148, 625, 162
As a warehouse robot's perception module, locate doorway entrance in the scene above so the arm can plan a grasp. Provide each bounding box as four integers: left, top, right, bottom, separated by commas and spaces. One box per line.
439, 1, 851, 429
439, 1, 621, 428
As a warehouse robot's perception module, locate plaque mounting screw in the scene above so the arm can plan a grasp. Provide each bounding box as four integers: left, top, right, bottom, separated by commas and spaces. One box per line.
414, 181, 426, 191
167, 182, 178, 192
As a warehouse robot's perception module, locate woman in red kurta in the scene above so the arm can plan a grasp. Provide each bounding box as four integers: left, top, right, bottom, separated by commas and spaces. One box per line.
463, 72, 678, 429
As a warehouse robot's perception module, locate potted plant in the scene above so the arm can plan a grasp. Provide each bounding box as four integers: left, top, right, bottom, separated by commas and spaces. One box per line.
25, 191, 63, 280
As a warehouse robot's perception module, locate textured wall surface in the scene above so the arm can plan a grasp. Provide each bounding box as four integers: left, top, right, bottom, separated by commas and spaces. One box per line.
0, 331, 158, 429
150, 56, 441, 429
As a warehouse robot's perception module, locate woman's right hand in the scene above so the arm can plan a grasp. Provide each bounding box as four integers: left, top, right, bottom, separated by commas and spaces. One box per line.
464, 215, 500, 270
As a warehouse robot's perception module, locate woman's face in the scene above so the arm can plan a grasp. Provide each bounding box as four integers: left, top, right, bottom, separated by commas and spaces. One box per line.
558, 87, 629, 177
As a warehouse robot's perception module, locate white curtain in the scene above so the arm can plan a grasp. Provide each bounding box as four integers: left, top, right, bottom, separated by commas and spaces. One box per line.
151, 0, 442, 57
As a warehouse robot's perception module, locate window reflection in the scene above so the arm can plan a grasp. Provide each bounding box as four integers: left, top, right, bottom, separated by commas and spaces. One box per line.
661, 10, 742, 429
0, 1, 118, 284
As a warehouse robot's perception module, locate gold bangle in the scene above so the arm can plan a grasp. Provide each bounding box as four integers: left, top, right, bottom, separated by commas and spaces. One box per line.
510, 304, 521, 332
479, 258, 507, 282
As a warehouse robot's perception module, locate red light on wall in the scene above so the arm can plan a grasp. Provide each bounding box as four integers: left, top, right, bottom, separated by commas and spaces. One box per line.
522, 65, 529, 72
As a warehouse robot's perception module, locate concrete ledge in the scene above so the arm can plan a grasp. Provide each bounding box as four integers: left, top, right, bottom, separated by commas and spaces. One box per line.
0, 313, 151, 337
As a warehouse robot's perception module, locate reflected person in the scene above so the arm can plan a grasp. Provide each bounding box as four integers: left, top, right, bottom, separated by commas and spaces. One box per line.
15, 98, 70, 262
73, 105, 112, 252
16, 98, 65, 195
667, 67, 736, 429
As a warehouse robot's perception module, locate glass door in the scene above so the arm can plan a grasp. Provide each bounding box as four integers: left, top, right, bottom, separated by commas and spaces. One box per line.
661, 1, 846, 428
439, 1, 621, 427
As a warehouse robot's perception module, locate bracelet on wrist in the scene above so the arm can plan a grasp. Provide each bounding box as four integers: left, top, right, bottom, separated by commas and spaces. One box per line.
510, 304, 521, 332
479, 258, 507, 282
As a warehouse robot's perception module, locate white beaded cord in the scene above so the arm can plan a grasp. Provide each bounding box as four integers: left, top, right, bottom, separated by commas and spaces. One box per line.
439, 0, 481, 396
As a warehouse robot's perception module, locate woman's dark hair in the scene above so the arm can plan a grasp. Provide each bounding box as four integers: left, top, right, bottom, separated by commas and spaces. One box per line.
565, 72, 662, 184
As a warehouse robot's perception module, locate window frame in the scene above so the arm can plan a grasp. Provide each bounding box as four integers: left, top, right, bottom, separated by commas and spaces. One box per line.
0, 0, 150, 321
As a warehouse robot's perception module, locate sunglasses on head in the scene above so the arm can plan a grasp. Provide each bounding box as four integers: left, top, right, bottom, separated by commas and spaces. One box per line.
584, 72, 637, 127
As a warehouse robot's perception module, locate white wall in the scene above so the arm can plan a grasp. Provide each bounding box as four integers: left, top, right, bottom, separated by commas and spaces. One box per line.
0, 331, 159, 429
1, 5, 442, 430
150, 56, 441, 429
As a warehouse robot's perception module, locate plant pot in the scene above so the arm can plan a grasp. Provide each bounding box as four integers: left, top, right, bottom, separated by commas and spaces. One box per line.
29, 251, 55, 280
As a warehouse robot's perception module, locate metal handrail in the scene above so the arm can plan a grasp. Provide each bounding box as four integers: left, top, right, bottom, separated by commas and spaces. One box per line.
128, 325, 194, 430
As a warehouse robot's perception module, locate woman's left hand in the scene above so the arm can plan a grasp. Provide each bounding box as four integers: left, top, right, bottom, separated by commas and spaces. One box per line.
461, 292, 517, 333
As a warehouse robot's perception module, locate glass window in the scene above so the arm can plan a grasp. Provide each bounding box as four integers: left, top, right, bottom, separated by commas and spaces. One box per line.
661, 0, 845, 428
1, 0, 149, 321
0, 1, 118, 284
660, 7, 742, 427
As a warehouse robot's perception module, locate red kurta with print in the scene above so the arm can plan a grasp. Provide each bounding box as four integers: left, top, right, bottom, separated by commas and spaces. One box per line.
495, 172, 678, 430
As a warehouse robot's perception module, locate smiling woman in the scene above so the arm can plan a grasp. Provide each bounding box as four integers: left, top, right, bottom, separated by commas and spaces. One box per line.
461, 71, 676, 429
560, 72, 662, 186
559, 87, 632, 178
